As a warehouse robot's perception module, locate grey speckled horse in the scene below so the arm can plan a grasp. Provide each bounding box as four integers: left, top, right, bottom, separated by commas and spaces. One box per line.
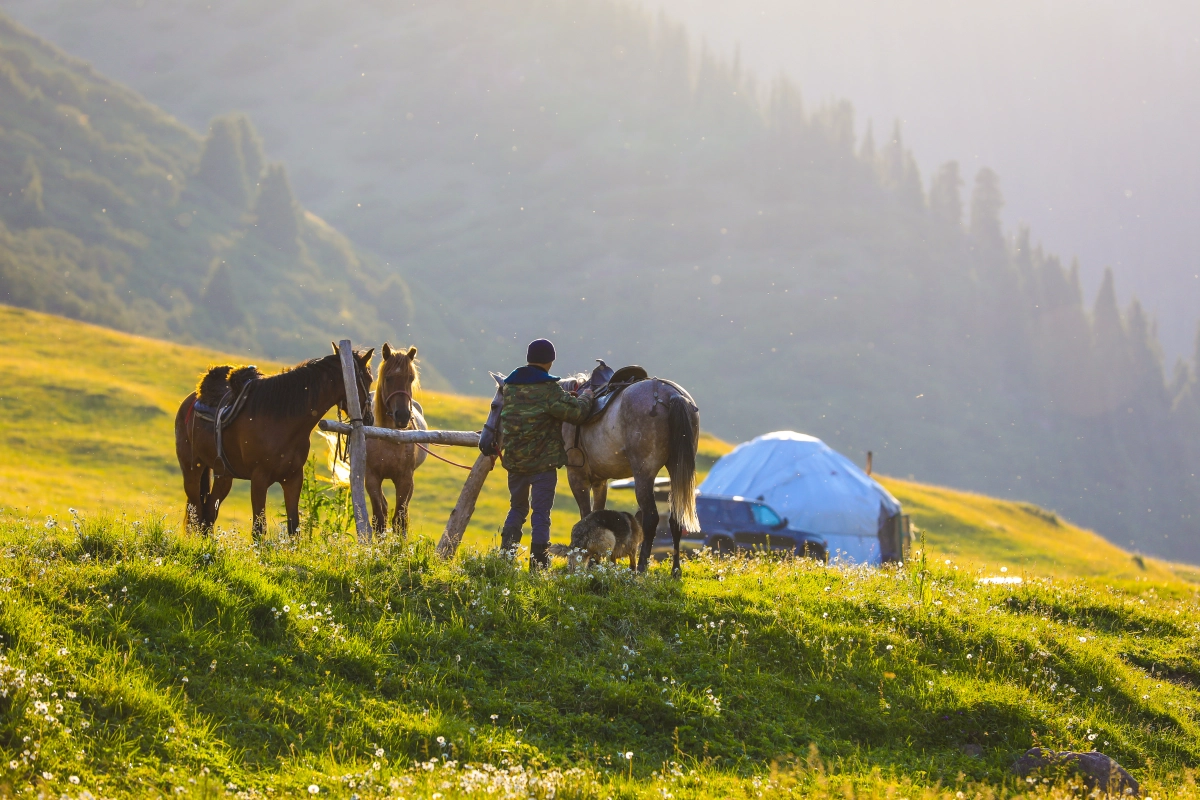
480, 370, 700, 577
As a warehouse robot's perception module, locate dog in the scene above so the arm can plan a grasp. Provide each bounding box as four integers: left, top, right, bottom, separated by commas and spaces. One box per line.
562, 509, 644, 572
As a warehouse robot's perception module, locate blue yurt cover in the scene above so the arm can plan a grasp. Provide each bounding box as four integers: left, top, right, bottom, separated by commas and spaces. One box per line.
698, 431, 901, 564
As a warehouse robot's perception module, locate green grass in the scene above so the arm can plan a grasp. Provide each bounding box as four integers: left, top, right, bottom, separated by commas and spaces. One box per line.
0, 516, 1198, 798
4, 306, 1200, 797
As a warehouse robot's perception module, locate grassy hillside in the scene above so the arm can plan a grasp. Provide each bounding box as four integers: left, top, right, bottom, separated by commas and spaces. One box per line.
0, 516, 1198, 798
6, 303, 1193, 586
0, 304, 728, 552
3, 307, 1199, 797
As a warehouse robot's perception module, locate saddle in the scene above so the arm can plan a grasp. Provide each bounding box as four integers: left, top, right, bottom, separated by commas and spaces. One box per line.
580, 359, 649, 423
565, 360, 649, 468
191, 365, 261, 479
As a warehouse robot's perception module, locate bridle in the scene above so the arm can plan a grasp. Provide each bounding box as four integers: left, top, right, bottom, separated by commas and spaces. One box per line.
380, 360, 416, 427
382, 387, 413, 426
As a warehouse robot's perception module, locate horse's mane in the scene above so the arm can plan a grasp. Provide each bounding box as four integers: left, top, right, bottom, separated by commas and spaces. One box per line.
373, 348, 421, 426
197, 354, 356, 418
245, 354, 345, 418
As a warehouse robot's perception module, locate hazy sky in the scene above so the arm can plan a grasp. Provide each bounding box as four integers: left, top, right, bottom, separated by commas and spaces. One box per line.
654, 0, 1200, 359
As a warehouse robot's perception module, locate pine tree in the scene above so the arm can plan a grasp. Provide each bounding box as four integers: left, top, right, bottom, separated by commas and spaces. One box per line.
252, 164, 300, 254
201, 260, 244, 327
1092, 267, 1133, 412
859, 120, 877, 167
236, 115, 266, 185
928, 161, 964, 232
196, 116, 250, 210
882, 120, 906, 188
14, 155, 45, 227
969, 167, 1005, 253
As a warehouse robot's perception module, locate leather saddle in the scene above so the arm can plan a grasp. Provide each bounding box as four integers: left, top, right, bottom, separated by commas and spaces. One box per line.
192, 366, 260, 479
582, 359, 648, 423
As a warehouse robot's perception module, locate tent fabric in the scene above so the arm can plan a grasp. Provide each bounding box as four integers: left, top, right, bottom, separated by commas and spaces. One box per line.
697, 431, 901, 564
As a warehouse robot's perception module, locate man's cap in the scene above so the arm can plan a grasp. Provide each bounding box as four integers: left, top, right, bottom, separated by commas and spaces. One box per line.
527, 338, 556, 364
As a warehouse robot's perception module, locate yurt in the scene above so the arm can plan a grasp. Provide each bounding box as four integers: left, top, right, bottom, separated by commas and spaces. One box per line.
698, 431, 904, 564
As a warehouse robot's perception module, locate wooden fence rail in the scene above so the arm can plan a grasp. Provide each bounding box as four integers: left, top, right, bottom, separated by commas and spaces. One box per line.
322, 349, 491, 557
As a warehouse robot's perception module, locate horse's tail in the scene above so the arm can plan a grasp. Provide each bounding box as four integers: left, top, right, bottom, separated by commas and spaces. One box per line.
666, 394, 700, 533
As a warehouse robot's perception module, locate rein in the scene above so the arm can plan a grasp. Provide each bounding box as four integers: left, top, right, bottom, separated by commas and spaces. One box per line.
416, 442, 474, 470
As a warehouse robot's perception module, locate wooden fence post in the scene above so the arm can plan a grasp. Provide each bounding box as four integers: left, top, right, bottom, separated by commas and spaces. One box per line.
338, 339, 372, 543
435, 452, 496, 559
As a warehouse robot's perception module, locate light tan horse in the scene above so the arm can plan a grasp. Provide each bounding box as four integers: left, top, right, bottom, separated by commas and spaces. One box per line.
365, 343, 427, 538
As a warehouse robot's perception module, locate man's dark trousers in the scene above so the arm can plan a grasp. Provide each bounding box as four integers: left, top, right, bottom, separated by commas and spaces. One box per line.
502, 470, 557, 547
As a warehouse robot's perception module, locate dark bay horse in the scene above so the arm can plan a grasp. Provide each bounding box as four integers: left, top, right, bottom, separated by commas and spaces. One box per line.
481, 371, 699, 576
175, 346, 374, 540
365, 343, 427, 539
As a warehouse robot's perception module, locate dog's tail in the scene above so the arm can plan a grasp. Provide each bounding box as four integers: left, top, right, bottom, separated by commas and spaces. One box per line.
547, 543, 572, 558
666, 394, 700, 532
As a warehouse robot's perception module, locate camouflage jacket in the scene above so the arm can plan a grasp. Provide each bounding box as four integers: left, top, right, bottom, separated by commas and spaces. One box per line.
500, 374, 592, 475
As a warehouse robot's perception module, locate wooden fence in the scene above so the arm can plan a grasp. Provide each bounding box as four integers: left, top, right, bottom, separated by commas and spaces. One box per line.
319, 339, 494, 558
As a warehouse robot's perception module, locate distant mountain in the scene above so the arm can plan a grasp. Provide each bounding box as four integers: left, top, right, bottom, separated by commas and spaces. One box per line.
0, 14, 469, 383
1, 2, 1198, 560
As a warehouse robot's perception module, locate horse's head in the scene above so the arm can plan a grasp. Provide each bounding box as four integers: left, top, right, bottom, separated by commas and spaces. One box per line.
478, 372, 506, 456
375, 343, 420, 429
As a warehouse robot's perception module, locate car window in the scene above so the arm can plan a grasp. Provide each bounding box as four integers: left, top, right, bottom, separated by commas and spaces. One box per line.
751, 503, 782, 527
696, 499, 719, 529
722, 501, 754, 526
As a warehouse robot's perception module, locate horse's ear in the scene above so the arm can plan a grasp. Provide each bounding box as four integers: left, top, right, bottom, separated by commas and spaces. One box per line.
406, 346, 417, 359
331, 341, 340, 355
359, 348, 374, 365
382, 342, 393, 360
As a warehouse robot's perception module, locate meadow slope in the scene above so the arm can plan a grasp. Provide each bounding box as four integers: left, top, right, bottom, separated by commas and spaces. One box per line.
2, 306, 1200, 798
2, 303, 1193, 585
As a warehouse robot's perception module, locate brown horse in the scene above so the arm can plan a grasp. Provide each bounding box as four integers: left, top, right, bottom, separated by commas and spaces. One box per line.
175, 346, 374, 540
365, 343, 427, 539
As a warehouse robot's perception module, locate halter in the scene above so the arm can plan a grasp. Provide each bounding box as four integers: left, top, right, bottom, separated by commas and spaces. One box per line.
382, 387, 413, 425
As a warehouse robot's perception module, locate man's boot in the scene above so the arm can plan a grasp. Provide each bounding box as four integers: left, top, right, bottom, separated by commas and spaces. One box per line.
500, 527, 522, 557
529, 541, 550, 572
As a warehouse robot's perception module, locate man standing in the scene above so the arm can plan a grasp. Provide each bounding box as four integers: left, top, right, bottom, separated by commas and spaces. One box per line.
500, 338, 592, 571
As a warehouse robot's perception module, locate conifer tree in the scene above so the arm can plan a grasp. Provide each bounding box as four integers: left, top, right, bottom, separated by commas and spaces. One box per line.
252, 164, 300, 254
882, 120, 906, 189
14, 155, 45, 227
1092, 268, 1133, 412
969, 167, 1005, 253
201, 260, 243, 327
196, 116, 250, 210
236, 115, 266, 185
929, 161, 964, 232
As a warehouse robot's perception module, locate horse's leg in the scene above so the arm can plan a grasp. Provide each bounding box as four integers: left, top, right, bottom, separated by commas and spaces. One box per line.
206, 473, 233, 531
280, 471, 303, 539
668, 513, 683, 579
366, 469, 387, 537
393, 470, 415, 541
180, 460, 205, 533
591, 480, 609, 512
250, 477, 269, 543
567, 466, 592, 518
633, 474, 660, 574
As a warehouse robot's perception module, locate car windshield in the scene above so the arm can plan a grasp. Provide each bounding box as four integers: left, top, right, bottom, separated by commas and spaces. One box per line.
751, 503, 783, 527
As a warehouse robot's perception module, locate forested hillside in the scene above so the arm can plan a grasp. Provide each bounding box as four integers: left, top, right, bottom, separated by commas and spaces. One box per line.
0, 15, 466, 383
2, 2, 1199, 560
